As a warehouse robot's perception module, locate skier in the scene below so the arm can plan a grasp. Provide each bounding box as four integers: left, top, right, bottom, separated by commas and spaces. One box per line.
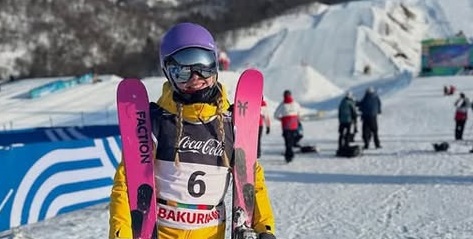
454, 92, 470, 140
274, 90, 301, 163
257, 98, 271, 158
109, 23, 276, 239
358, 87, 382, 149
338, 91, 358, 149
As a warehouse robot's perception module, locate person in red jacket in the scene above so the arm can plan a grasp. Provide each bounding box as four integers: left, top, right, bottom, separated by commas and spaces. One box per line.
218, 50, 230, 70
454, 92, 470, 140
258, 98, 271, 158
273, 90, 301, 163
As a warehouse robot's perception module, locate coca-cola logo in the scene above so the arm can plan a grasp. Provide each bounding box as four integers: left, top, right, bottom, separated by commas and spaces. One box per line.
178, 136, 224, 156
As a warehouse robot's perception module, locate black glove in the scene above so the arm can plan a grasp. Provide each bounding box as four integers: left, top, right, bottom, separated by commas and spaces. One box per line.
266, 126, 270, 135
259, 232, 276, 239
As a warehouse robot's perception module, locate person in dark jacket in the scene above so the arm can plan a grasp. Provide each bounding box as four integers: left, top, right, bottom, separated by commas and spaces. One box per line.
358, 87, 382, 149
338, 92, 358, 149
257, 98, 271, 158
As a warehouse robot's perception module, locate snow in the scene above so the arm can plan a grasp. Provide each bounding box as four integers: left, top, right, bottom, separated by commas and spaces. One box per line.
2, 0, 473, 238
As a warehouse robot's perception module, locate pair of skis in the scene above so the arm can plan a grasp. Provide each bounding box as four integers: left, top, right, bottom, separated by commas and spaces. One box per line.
117, 69, 263, 239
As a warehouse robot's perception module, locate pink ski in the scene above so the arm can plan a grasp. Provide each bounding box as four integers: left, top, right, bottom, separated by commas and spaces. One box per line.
232, 69, 264, 239
117, 78, 157, 239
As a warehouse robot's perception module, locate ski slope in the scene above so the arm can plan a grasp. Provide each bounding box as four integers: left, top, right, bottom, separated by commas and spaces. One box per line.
4, 74, 473, 239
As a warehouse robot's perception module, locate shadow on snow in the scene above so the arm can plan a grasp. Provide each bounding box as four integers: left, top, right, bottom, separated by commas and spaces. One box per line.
265, 170, 473, 185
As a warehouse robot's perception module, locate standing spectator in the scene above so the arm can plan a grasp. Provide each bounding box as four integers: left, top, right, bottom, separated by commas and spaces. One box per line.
444, 85, 449, 96
218, 50, 230, 70
274, 90, 301, 163
449, 85, 456, 95
349, 97, 359, 143
338, 92, 358, 149
257, 98, 271, 158
450, 85, 457, 95
454, 92, 470, 140
358, 87, 382, 149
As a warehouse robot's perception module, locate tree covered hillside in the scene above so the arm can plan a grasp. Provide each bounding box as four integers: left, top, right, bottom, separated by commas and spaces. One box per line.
0, 0, 350, 79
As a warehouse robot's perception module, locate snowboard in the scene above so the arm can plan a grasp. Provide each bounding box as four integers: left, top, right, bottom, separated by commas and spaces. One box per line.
297, 145, 318, 153
336, 145, 362, 158
232, 69, 263, 239
117, 78, 157, 239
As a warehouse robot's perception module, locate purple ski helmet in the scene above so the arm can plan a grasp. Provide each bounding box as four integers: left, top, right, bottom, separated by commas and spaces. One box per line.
159, 22, 217, 69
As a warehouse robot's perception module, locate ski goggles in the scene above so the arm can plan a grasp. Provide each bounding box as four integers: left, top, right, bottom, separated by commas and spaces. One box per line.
164, 48, 218, 84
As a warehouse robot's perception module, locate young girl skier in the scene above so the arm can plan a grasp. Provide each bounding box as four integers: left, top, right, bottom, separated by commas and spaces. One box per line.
109, 22, 276, 239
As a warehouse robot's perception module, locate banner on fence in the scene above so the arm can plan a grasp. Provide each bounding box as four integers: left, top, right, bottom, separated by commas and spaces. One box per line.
0, 136, 121, 232
0, 125, 119, 146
